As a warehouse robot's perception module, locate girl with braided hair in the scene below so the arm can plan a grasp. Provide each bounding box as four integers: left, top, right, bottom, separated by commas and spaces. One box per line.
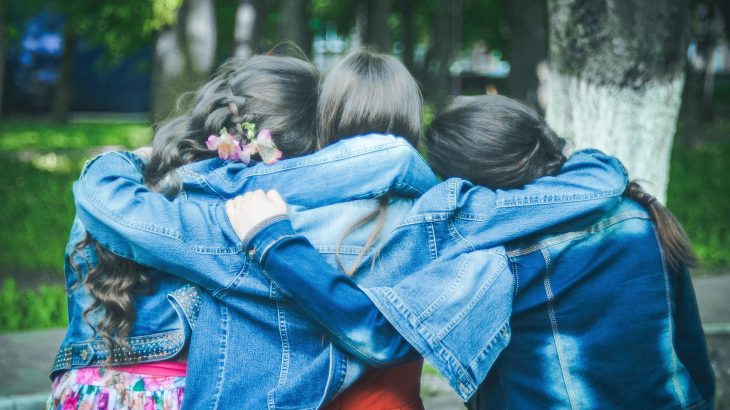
50, 54, 320, 410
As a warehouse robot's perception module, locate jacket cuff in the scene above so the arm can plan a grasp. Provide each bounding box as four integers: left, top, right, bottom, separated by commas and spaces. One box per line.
243, 216, 298, 265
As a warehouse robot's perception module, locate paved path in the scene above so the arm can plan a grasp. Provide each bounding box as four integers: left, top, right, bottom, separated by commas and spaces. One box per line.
1, 276, 728, 410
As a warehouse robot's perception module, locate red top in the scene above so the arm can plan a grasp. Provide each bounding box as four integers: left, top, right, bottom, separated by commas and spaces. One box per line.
114, 361, 187, 378
322, 360, 424, 410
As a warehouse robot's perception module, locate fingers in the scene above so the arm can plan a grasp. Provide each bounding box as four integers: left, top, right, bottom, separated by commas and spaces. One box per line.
266, 190, 287, 212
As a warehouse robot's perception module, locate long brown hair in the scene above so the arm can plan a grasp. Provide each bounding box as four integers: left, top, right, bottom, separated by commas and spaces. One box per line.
623, 181, 698, 271
319, 50, 422, 275
70, 55, 320, 363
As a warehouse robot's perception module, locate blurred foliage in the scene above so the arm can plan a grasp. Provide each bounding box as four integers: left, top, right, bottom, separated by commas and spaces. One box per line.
0, 279, 68, 333
0, 120, 151, 273
666, 141, 730, 268
6, 0, 183, 63
53, 0, 183, 62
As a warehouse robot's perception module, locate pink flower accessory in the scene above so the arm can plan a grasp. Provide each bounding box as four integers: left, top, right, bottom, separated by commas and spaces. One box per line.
206, 128, 248, 163
240, 122, 283, 165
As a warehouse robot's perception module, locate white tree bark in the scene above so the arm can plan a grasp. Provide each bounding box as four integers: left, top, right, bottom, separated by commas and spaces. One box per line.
545, 0, 690, 204
546, 70, 685, 204
151, 0, 217, 123
235, 0, 266, 59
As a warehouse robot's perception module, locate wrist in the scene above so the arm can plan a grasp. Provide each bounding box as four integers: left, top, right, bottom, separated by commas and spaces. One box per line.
243, 216, 297, 265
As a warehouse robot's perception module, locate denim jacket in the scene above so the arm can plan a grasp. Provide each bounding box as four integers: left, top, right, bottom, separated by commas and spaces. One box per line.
73, 134, 436, 409
52, 216, 202, 378
243, 172, 715, 407
74, 135, 633, 408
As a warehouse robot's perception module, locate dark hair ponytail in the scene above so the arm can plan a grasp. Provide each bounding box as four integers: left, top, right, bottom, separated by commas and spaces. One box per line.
71, 55, 320, 363
426, 95, 567, 189
624, 182, 698, 270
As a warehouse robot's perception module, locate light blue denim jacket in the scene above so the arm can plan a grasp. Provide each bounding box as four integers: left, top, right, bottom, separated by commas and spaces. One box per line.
73, 135, 630, 408
73, 134, 434, 409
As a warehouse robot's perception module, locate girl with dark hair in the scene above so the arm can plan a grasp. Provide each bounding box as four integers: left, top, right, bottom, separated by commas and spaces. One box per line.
226, 95, 714, 410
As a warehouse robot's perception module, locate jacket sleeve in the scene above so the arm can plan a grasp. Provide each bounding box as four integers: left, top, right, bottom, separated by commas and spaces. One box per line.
449, 149, 629, 248
73, 152, 244, 293
245, 217, 420, 368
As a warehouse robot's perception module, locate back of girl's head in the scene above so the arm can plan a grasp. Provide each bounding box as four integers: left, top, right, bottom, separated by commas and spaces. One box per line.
317, 49, 421, 148
147, 55, 320, 195
75, 55, 319, 363
425, 94, 566, 190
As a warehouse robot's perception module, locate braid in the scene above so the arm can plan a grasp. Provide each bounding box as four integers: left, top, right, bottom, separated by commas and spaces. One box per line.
72, 55, 319, 365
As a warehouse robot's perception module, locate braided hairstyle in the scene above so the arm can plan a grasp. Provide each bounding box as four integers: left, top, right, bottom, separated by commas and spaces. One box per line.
426, 95, 567, 190
71, 55, 320, 363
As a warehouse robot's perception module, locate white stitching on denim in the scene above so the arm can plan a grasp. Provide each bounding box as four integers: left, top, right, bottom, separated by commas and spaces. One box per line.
435, 255, 509, 340
541, 246, 578, 410
506, 211, 649, 257
417, 253, 474, 323
651, 223, 687, 408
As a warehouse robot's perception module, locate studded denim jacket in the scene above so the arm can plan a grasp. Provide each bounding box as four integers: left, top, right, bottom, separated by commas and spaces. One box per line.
52, 215, 202, 378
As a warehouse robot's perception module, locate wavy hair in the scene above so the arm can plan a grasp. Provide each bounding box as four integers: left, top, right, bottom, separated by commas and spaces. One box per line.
70, 55, 320, 363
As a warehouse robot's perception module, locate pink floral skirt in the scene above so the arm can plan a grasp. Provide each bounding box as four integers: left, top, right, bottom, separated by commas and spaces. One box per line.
47, 367, 185, 410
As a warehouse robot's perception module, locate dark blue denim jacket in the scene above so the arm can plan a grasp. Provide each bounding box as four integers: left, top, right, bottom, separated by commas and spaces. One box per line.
72, 135, 634, 408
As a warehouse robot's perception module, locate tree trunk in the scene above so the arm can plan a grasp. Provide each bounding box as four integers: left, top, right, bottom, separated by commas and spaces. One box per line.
506, 0, 548, 109
431, 0, 452, 111
398, 0, 415, 72
234, 0, 267, 59
354, 0, 368, 48
450, 0, 462, 97
368, 0, 390, 52
151, 0, 217, 124
545, 0, 691, 204
51, 31, 76, 124
0, 0, 5, 129
277, 0, 311, 56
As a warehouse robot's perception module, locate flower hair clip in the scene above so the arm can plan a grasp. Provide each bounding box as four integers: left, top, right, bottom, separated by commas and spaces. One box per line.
206, 122, 282, 165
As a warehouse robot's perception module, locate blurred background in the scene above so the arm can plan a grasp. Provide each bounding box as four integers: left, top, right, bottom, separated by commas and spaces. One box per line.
0, 0, 729, 409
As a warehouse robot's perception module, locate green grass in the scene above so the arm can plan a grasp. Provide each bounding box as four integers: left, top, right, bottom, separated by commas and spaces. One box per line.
666, 142, 730, 268
0, 119, 152, 274
0, 279, 68, 333
0, 118, 152, 151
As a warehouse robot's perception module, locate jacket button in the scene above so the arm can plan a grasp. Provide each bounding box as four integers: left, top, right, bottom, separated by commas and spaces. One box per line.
80, 349, 89, 361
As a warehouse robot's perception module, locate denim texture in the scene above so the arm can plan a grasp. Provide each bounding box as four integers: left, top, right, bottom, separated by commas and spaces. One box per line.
72, 134, 436, 409
245, 162, 714, 409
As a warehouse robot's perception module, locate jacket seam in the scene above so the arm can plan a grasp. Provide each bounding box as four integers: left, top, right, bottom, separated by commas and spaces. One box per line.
80, 180, 241, 255
212, 141, 421, 187
506, 211, 649, 257
651, 222, 687, 408
541, 246, 578, 410
435, 255, 509, 341
494, 189, 623, 209
417, 253, 474, 322
260, 271, 393, 367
